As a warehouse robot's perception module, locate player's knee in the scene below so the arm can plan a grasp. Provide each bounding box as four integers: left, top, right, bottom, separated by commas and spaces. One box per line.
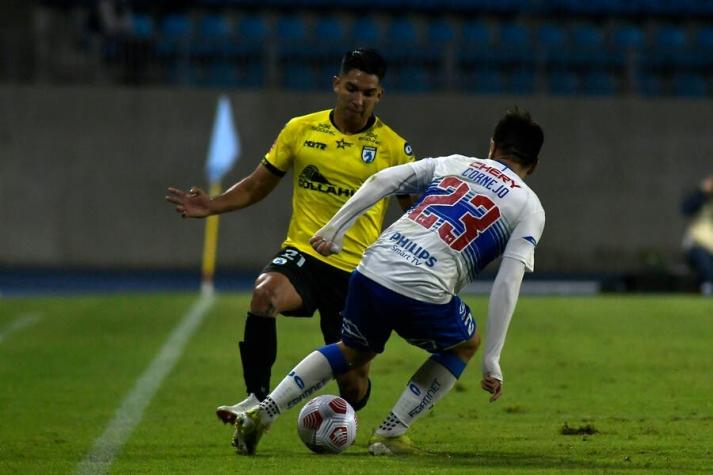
250, 279, 279, 315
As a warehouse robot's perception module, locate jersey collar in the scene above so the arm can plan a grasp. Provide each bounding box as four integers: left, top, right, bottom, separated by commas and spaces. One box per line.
330, 110, 376, 135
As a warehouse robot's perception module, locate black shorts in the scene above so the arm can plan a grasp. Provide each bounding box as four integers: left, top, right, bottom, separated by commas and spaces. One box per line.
262, 247, 351, 344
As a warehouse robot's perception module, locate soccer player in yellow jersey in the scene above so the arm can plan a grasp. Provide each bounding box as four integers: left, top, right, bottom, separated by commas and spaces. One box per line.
166, 49, 415, 421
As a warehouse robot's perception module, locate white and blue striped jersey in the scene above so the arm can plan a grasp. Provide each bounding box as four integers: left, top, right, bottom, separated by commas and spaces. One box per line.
356, 155, 545, 304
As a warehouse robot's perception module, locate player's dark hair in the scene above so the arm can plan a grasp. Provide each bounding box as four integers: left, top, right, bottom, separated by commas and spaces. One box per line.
492, 108, 544, 167
340, 48, 387, 81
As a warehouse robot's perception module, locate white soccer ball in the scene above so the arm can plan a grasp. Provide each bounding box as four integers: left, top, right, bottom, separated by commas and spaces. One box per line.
297, 395, 357, 454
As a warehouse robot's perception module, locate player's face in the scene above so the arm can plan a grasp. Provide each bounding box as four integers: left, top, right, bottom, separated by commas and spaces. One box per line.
333, 69, 383, 129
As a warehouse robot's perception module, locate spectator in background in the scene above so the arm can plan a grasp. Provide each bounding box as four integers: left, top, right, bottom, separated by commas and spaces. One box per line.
681, 175, 713, 296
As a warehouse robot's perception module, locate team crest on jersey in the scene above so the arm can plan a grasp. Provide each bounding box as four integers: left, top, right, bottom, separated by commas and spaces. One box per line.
361, 146, 377, 163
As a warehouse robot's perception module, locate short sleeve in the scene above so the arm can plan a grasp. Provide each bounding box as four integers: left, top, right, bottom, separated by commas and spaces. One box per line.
264, 119, 298, 173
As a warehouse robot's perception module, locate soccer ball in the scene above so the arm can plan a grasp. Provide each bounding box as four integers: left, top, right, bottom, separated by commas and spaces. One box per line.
297, 395, 357, 454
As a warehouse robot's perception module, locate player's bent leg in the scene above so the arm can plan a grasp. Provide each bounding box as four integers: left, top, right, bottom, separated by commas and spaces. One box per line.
336, 363, 372, 410
238, 272, 303, 402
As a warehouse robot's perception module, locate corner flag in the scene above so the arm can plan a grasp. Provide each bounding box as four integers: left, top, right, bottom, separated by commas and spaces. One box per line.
202, 95, 240, 296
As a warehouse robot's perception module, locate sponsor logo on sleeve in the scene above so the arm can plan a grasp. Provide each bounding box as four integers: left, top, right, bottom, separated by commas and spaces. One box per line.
404, 142, 414, 156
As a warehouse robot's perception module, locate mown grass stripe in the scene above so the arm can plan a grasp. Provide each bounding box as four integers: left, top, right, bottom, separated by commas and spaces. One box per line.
75, 295, 214, 475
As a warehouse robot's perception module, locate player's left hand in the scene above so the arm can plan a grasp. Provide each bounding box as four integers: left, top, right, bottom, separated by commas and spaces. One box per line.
309, 235, 339, 256
481, 375, 503, 402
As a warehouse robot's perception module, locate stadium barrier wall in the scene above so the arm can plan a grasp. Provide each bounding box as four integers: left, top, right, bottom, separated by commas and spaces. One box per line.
1, 85, 710, 275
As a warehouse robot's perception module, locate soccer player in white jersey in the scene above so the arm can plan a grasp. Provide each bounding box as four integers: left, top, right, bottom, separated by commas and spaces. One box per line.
232, 108, 545, 456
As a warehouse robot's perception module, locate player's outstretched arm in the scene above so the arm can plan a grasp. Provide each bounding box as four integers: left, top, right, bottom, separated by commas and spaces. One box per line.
310, 162, 426, 255
166, 163, 282, 218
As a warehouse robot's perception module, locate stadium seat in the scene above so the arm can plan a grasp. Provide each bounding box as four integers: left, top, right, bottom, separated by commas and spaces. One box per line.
609, 22, 645, 67
496, 22, 534, 67
282, 63, 317, 91
536, 22, 568, 67
312, 15, 349, 60
130, 13, 154, 39
671, 72, 708, 97
569, 23, 608, 67
427, 17, 455, 46
507, 69, 537, 95
351, 17, 382, 48
156, 13, 192, 57
462, 69, 503, 95
391, 66, 433, 93
385, 16, 419, 45
547, 70, 579, 95
193, 14, 232, 57
637, 73, 664, 97
236, 13, 270, 42
383, 16, 421, 64
458, 20, 494, 65
581, 71, 618, 96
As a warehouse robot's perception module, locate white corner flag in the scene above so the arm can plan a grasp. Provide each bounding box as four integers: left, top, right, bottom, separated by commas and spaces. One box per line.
201, 95, 240, 296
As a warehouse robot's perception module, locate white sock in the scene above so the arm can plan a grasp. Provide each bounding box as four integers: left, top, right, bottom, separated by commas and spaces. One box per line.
258, 351, 334, 425
376, 358, 458, 437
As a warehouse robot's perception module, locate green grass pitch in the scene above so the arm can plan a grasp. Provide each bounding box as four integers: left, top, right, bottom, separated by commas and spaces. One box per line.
1, 293, 712, 474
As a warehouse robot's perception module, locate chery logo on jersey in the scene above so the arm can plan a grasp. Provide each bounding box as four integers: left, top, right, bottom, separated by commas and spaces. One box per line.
388, 232, 438, 267
298, 165, 355, 197
304, 140, 327, 150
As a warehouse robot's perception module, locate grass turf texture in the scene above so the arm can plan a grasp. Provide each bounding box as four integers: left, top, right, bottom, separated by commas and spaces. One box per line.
1, 294, 712, 474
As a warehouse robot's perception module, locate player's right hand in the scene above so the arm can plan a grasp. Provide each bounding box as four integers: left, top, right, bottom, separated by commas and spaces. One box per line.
309, 235, 339, 256
165, 186, 212, 218
481, 375, 503, 402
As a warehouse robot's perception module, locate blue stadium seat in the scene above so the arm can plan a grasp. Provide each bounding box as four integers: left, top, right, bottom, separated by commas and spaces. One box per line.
130, 13, 154, 39
496, 22, 534, 67
569, 23, 608, 66
427, 17, 455, 45
581, 71, 618, 95
637, 73, 664, 97
384, 16, 420, 64
282, 63, 317, 91
385, 16, 419, 45
392, 66, 433, 93
672, 73, 708, 97
547, 70, 579, 95
609, 22, 645, 67
460, 69, 503, 94
312, 15, 349, 59
276, 15, 308, 43
157, 13, 192, 57
314, 15, 347, 43
351, 17, 382, 47
193, 14, 232, 57
507, 69, 536, 95
236, 14, 269, 42
458, 20, 494, 64
610, 23, 645, 51
536, 22, 568, 66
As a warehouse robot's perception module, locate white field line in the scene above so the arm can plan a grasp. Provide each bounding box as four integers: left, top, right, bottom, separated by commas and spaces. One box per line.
75, 295, 215, 475
0, 313, 41, 343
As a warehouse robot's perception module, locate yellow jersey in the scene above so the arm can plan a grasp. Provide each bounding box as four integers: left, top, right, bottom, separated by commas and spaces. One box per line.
263, 109, 415, 272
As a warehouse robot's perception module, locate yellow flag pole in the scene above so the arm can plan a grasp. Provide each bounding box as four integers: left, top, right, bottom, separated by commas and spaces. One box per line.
201, 182, 222, 296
